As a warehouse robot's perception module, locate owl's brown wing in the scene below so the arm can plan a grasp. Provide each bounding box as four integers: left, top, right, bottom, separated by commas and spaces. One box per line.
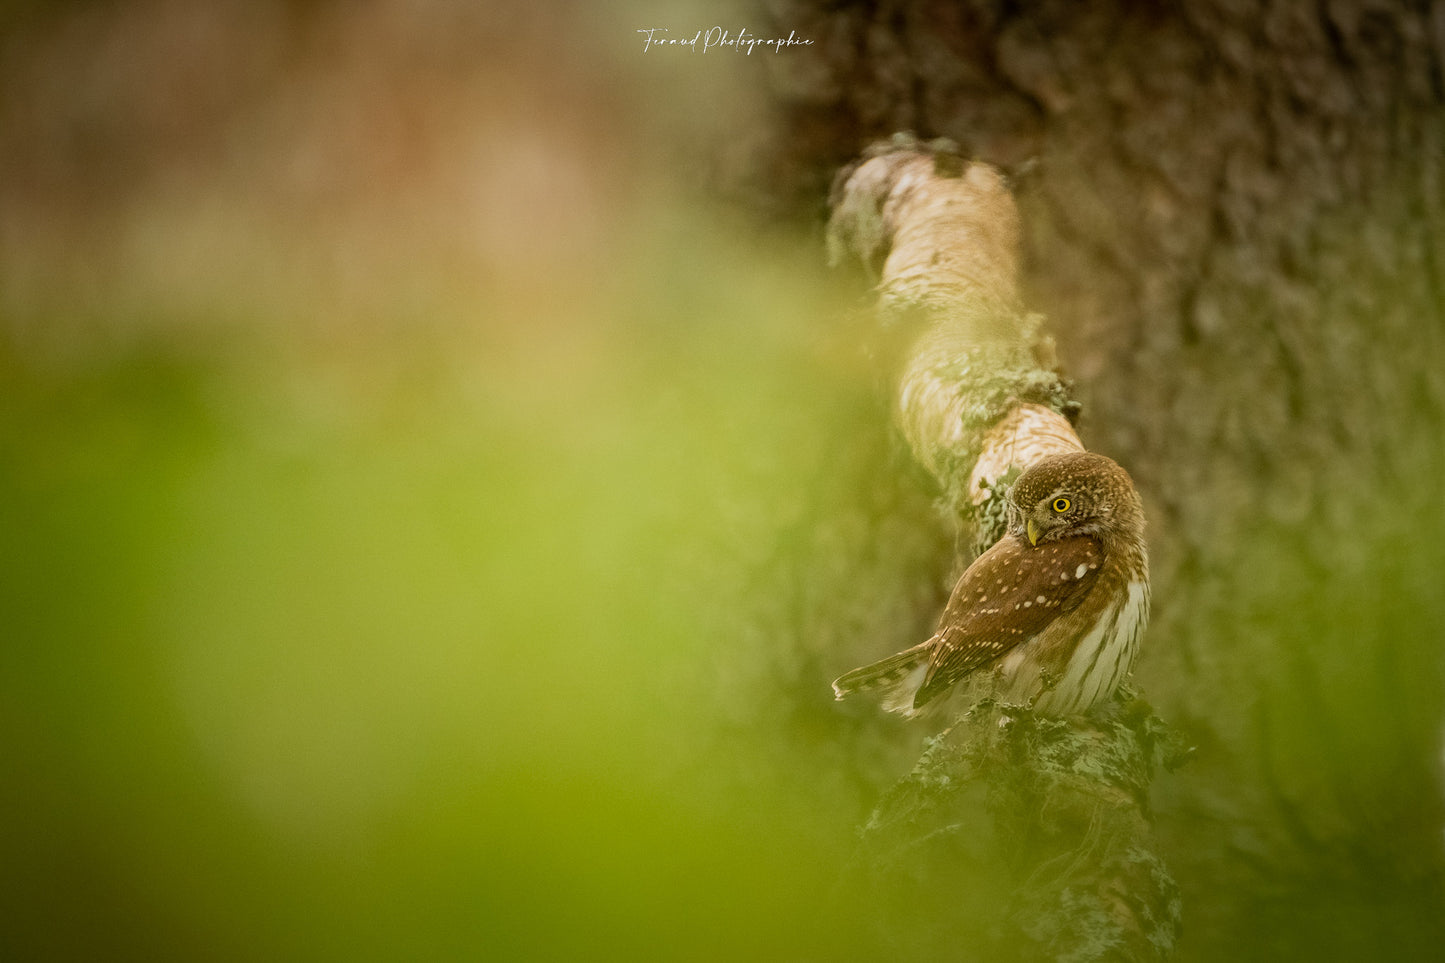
914, 533, 1105, 708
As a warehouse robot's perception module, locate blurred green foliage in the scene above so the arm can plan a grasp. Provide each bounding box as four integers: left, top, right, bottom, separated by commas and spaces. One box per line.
0, 205, 895, 959
0, 4, 922, 956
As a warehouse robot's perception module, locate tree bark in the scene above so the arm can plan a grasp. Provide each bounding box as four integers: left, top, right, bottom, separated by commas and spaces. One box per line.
828, 142, 1083, 502
752, 1, 1445, 960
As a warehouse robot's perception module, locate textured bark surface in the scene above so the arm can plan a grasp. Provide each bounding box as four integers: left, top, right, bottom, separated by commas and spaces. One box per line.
828, 143, 1082, 497
751, 1, 1445, 960
850, 698, 1183, 963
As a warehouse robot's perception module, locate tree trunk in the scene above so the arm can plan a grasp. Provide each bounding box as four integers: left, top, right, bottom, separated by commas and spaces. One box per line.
751, 1, 1445, 959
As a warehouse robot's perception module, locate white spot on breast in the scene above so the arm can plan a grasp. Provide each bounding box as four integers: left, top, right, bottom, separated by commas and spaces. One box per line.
1036, 595, 1047, 604
1075, 563, 1088, 578
1023, 601, 1032, 608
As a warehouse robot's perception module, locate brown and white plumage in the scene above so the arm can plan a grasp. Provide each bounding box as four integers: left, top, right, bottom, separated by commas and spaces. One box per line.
832, 451, 1149, 717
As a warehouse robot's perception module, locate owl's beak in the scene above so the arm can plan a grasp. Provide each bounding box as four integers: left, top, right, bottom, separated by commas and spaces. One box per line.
1026, 519, 1041, 546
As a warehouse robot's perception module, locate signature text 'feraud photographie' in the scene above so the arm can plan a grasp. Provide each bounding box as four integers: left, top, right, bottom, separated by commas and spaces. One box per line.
636, 27, 813, 54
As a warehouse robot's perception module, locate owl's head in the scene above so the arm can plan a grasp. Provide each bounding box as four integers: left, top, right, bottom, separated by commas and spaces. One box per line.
1006, 451, 1144, 547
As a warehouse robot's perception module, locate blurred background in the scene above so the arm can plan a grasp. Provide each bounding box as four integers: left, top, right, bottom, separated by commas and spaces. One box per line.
0, 1, 907, 958
4, 1, 1445, 960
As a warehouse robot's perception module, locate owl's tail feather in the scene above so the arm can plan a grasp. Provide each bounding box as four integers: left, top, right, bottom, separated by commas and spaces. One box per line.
832, 642, 932, 716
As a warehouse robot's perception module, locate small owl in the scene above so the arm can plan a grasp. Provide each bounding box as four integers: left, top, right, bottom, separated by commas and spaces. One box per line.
833, 451, 1149, 717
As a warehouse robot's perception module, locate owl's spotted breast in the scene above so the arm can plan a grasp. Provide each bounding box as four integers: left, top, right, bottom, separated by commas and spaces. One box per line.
1005, 574, 1149, 715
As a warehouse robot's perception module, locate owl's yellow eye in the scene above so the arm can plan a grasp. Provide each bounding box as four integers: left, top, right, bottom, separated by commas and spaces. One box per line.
1051, 497, 1071, 513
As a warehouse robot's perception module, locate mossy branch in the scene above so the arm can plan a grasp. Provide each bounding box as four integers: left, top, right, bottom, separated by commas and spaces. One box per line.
828, 135, 1182, 961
